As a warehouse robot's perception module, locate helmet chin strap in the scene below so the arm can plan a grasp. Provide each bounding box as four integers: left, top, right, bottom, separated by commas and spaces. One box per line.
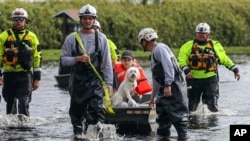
12, 25, 25, 32
142, 45, 146, 52
83, 26, 93, 30
143, 41, 149, 52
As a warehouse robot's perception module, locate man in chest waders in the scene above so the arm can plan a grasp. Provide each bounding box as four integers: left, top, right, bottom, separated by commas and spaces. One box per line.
61, 4, 113, 139
138, 28, 189, 140
0, 8, 41, 116
178, 23, 240, 112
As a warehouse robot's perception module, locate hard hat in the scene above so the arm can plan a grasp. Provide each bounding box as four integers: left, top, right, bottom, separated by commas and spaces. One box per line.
12, 8, 28, 18
93, 20, 101, 29
195, 22, 210, 33
138, 28, 158, 43
79, 4, 97, 18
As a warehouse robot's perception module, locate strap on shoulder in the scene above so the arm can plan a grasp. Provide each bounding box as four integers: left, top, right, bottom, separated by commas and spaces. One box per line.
7, 29, 12, 36
22, 30, 29, 41
74, 31, 87, 55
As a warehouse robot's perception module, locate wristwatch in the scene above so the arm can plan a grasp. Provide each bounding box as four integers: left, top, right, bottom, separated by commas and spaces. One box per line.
165, 83, 171, 87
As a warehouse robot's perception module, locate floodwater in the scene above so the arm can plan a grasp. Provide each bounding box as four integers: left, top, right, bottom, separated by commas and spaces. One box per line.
0, 55, 249, 141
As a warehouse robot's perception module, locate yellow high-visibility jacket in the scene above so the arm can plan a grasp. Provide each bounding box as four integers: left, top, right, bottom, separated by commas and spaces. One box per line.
178, 39, 236, 79
0, 29, 41, 74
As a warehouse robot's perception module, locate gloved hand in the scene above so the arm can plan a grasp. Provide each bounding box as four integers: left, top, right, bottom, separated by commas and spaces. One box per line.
233, 67, 240, 80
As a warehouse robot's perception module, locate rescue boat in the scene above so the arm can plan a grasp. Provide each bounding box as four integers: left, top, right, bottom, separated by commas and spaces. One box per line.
55, 60, 157, 135
54, 73, 70, 88
105, 104, 157, 135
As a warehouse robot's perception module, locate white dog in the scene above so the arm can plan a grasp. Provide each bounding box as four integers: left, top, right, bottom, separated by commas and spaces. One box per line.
111, 67, 140, 107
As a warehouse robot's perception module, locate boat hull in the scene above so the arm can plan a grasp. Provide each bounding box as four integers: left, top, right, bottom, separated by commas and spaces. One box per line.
54, 74, 70, 87
105, 106, 157, 135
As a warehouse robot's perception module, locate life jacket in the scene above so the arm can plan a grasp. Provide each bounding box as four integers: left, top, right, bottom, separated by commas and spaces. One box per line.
3, 29, 32, 69
114, 60, 152, 95
188, 39, 217, 72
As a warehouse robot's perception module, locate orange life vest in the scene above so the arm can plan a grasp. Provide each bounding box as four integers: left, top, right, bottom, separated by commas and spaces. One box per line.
114, 60, 152, 95
188, 40, 217, 72
3, 29, 30, 67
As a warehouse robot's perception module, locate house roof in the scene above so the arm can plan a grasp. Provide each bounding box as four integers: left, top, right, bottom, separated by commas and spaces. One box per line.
53, 9, 79, 21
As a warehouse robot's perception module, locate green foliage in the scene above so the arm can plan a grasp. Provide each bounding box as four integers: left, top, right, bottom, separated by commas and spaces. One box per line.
1, 0, 250, 51
42, 49, 62, 62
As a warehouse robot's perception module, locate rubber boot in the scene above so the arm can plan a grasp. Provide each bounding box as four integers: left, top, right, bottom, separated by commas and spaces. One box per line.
174, 122, 188, 140
176, 127, 188, 141
206, 97, 218, 112
73, 125, 83, 136
73, 124, 88, 140
157, 124, 171, 137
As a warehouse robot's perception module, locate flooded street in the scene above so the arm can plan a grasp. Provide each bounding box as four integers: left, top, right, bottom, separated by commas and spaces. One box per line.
0, 55, 250, 141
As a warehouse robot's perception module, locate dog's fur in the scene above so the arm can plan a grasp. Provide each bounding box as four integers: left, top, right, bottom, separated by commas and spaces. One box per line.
111, 67, 140, 107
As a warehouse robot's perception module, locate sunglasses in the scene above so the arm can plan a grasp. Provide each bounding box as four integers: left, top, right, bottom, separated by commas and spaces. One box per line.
13, 17, 25, 22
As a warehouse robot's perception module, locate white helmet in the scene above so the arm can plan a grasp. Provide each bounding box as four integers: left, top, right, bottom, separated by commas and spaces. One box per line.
12, 8, 28, 18
79, 4, 97, 18
138, 28, 158, 43
195, 22, 210, 33
93, 20, 101, 29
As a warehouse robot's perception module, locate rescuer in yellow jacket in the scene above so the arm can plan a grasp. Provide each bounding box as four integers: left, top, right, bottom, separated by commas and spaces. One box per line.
178, 22, 240, 112
0, 8, 42, 116
93, 20, 119, 65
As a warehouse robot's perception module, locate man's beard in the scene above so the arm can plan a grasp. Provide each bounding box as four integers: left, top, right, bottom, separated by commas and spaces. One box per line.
13, 24, 25, 31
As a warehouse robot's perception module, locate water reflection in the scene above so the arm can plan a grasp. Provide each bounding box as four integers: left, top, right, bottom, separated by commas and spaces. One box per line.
189, 114, 218, 130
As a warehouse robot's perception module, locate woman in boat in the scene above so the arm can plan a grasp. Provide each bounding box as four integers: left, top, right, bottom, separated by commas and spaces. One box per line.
93, 20, 120, 66
113, 50, 152, 103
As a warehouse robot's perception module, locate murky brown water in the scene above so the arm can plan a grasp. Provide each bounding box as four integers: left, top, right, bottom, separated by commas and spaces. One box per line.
0, 55, 249, 141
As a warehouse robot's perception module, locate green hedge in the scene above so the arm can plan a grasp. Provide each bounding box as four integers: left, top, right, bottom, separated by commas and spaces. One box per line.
0, 0, 250, 51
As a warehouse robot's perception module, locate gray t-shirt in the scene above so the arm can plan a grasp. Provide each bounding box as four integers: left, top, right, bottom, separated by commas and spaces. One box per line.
61, 31, 113, 87
150, 43, 175, 98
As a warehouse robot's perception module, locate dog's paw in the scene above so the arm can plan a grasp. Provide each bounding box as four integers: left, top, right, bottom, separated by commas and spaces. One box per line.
128, 99, 139, 107
113, 102, 129, 108
119, 102, 129, 107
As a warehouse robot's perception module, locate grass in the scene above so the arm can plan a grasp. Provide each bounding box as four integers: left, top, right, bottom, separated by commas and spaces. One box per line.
42, 46, 250, 62
42, 49, 62, 62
